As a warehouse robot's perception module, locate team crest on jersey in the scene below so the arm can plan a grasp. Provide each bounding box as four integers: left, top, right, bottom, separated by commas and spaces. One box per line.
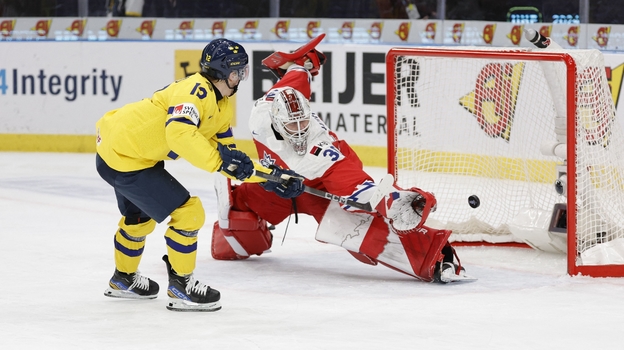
310, 141, 327, 156
265, 89, 278, 102
260, 151, 276, 168
310, 146, 322, 156
309, 141, 341, 161
171, 103, 200, 126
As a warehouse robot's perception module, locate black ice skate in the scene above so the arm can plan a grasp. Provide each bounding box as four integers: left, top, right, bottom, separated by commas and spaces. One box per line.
104, 269, 159, 299
434, 262, 476, 283
162, 255, 221, 312
433, 244, 477, 283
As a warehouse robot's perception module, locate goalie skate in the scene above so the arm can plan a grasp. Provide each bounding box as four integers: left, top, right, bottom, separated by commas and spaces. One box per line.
435, 262, 477, 283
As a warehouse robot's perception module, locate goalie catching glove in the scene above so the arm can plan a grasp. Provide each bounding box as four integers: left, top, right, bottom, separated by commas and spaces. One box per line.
217, 143, 254, 181
260, 165, 305, 199
375, 187, 437, 234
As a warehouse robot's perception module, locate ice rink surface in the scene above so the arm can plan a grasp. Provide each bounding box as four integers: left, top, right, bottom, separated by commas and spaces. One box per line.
2, 152, 624, 350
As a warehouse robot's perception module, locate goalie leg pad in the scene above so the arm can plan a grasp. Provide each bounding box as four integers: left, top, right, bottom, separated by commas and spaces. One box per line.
395, 225, 452, 282
359, 217, 451, 281
317, 202, 451, 281
346, 250, 378, 266
214, 174, 233, 229
211, 210, 272, 260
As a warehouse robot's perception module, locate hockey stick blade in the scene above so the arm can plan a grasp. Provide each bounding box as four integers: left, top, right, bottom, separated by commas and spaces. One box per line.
253, 170, 394, 212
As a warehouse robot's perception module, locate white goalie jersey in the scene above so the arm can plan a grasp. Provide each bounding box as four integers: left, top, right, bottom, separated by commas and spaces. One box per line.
249, 97, 344, 180
247, 64, 382, 211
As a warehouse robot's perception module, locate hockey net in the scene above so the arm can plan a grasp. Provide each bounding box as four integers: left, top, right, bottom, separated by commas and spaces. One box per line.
386, 47, 624, 277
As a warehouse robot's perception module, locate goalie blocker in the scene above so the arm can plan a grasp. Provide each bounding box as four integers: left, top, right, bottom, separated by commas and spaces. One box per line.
262, 33, 327, 78
211, 173, 465, 282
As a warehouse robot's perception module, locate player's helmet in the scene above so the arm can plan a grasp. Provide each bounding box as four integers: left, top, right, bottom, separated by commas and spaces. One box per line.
200, 39, 249, 82
270, 88, 311, 156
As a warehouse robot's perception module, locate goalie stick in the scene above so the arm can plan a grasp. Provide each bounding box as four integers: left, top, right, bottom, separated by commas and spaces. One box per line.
254, 170, 395, 212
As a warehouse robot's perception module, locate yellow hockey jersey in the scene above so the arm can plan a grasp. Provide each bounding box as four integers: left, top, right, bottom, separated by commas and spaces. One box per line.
96, 72, 249, 177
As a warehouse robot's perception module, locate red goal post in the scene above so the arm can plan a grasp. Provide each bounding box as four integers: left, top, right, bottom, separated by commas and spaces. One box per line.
386, 47, 624, 277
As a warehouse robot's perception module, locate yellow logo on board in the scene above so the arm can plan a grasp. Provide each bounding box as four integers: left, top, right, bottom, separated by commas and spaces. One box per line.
459, 62, 525, 142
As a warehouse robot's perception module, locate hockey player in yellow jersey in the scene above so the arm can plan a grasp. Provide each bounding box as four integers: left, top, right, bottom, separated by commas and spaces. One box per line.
95, 38, 305, 312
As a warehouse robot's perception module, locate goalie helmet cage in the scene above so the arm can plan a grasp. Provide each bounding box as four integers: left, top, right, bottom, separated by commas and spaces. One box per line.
386, 47, 624, 277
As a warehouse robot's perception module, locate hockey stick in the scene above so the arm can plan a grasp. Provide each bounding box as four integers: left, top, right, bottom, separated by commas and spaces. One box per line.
254, 170, 395, 212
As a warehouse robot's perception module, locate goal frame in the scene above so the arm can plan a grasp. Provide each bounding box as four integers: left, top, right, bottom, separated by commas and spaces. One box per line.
386, 47, 624, 277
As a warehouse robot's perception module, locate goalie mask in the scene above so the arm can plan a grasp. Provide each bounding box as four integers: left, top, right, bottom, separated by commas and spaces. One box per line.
270, 88, 311, 156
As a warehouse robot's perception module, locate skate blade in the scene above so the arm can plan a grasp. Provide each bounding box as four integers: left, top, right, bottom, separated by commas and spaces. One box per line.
442, 274, 478, 283
166, 298, 222, 312
104, 288, 158, 300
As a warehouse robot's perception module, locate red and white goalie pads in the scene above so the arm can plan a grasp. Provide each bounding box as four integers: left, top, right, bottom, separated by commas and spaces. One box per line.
211, 174, 272, 260
316, 202, 451, 282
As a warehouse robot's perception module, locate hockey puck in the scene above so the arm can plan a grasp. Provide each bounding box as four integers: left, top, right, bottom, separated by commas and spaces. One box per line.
468, 195, 480, 208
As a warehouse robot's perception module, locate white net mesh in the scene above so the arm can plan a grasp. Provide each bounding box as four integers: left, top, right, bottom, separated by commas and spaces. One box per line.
389, 47, 624, 269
